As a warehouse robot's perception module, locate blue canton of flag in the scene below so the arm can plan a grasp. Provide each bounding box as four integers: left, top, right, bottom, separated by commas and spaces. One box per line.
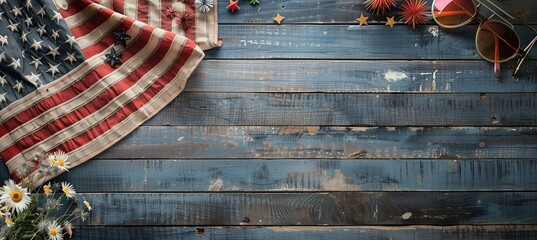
0, 0, 84, 109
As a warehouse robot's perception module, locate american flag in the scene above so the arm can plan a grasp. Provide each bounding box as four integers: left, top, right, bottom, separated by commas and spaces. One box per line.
0, 0, 205, 183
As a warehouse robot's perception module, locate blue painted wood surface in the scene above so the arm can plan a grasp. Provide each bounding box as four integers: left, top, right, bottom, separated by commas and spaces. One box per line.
2, 0, 537, 238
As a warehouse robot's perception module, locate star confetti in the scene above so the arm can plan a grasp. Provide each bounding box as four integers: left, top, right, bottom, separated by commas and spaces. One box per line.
105, 48, 123, 68
400, 0, 428, 29
177, 12, 195, 30
273, 12, 285, 24
113, 29, 132, 47
356, 13, 369, 26
385, 16, 396, 28
249, 0, 259, 5
363, 0, 397, 16
227, 0, 240, 13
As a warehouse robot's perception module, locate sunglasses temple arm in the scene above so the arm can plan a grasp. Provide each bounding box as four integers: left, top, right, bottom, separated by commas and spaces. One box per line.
513, 36, 537, 77
476, 0, 516, 29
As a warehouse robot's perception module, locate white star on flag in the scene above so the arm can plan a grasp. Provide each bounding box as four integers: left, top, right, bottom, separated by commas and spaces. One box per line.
8, 58, 21, 70
0, 75, 7, 87
37, 6, 46, 18
52, 11, 62, 23
29, 56, 42, 68
24, 15, 33, 27
11, 6, 23, 17
24, 72, 41, 87
7, 20, 19, 32
51, 29, 60, 41
0, 35, 8, 46
36, 24, 47, 36
20, 32, 29, 43
47, 46, 61, 59
30, 39, 43, 51
65, 35, 76, 48
46, 63, 60, 77
25, 0, 32, 10
13, 80, 23, 93
0, 92, 7, 104
64, 52, 78, 65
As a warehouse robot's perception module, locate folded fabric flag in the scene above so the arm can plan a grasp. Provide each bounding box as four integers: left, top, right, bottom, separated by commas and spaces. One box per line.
0, 0, 205, 183
91, 0, 221, 50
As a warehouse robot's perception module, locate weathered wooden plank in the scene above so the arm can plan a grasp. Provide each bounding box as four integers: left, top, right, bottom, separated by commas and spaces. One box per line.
74, 225, 537, 240
215, 0, 537, 24
54, 159, 537, 192
188, 60, 537, 93
0, 163, 8, 182
205, 25, 537, 60
79, 192, 537, 225
96, 126, 537, 160
145, 93, 537, 126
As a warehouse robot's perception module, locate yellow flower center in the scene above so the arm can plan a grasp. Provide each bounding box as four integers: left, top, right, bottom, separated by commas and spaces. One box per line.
50, 228, 57, 236
62, 188, 70, 195
44, 186, 51, 196
50, 157, 56, 164
10, 189, 22, 202
58, 158, 65, 167
5, 218, 12, 226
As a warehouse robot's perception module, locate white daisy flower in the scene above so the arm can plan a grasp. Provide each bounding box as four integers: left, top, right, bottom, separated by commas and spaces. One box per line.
195, 0, 213, 13
44, 183, 52, 197
46, 221, 63, 240
83, 197, 92, 212
51, 151, 70, 172
73, 208, 89, 222
61, 182, 76, 198
0, 180, 31, 214
0, 204, 8, 216
48, 153, 57, 166
4, 216, 12, 227
63, 221, 73, 238
37, 219, 50, 231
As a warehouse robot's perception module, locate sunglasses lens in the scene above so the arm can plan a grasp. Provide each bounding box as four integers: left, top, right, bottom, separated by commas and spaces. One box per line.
433, 0, 476, 27
476, 21, 519, 62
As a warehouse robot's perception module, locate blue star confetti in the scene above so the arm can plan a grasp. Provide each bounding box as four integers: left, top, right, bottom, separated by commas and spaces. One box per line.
105, 48, 123, 68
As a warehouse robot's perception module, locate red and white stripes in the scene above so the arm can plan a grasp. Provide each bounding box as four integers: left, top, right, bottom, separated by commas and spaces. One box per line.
91, 0, 220, 50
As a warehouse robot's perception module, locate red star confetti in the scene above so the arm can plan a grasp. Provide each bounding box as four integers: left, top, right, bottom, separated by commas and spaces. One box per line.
399, 0, 427, 28
364, 0, 397, 16
227, 0, 240, 13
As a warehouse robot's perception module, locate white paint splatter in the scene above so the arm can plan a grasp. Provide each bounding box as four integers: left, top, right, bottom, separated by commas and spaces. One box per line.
177, 137, 184, 142
383, 70, 408, 82
208, 179, 223, 191
428, 26, 439, 37
402, 212, 413, 220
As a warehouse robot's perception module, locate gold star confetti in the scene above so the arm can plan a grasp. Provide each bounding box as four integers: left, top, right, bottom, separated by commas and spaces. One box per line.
356, 13, 369, 26
385, 16, 396, 28
273, 12, 285, 24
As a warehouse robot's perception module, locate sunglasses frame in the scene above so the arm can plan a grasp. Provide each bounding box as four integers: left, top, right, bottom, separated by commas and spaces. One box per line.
432, 0, 537, 77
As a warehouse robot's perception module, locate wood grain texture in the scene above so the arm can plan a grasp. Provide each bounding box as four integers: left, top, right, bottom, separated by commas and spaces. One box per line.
205, 25, 537, 60
145, 93, 537, 126
54, 159, 537, 192
79, 192, 537, 225
215, 0, 537, 24
188, 60, 537, 93
74, 225, 537, 240
96, 126, 537, 160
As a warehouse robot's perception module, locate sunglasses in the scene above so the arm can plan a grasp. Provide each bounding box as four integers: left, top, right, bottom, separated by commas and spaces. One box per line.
432, 0, 537, 78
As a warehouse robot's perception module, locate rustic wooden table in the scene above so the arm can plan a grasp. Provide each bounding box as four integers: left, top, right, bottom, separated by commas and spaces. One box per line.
2, 0, 537, 239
